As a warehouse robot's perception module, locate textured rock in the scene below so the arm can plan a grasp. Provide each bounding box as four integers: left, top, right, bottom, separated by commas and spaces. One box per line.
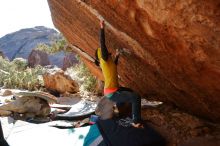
47, 0, 220, 122
28, 50, 50, 67
0, 109, 12, 116
142, 104, 220, 146
28, 49, 79, 68
43, 68, 79, 94
2, 90, 13, 96
62, 52, 79, 70
15, 91, 58, 104
0, 91, 57, 117
0, 96, 50, 117
180, 136, 220, 146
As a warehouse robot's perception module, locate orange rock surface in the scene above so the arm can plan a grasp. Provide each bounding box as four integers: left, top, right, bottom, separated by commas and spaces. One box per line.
47, 0, 220, 122
43, 69, 79, 94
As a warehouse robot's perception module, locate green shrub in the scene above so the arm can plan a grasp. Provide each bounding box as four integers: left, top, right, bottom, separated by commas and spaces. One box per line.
0, 57, 13, 72
0, 57, 45, 90
0, 56, 97, 93
35, 36, 70, 54
11, 58, 28, 71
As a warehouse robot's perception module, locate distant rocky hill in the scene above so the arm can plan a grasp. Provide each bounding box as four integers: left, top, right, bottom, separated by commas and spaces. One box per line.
0, 26, 78, 69
0, 26, 60, 60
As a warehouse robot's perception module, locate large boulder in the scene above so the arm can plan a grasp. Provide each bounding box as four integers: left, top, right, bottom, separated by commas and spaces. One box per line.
0, 91, 57, 118
47, 0, 220, 122
43, 68, 79, 94
28, 50, 50, 67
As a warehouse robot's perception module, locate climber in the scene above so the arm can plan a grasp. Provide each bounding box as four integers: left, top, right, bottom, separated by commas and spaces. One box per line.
94, 19, 142, 127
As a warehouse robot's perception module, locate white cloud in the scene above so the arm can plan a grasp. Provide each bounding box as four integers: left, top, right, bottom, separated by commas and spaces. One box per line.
0, 0, 56, 37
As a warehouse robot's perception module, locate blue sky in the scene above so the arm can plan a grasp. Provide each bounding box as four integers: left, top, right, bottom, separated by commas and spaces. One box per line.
0, 0, 56, 37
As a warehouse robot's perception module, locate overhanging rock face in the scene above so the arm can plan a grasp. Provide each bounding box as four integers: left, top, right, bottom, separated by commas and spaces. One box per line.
48, 0, 220, 122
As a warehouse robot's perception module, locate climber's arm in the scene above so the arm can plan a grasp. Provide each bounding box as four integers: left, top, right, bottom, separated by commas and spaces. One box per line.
100, 20, 109, 61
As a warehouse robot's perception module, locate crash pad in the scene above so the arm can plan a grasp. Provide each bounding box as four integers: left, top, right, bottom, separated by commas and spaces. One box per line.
5, 120, 101, 146
55, 100, 97, 119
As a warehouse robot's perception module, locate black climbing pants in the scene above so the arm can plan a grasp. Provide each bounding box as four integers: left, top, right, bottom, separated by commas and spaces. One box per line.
109, 87, 141, 123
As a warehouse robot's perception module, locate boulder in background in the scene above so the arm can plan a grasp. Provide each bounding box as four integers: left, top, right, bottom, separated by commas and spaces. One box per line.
28, 50, 50, 67
43, 68, 79, 95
